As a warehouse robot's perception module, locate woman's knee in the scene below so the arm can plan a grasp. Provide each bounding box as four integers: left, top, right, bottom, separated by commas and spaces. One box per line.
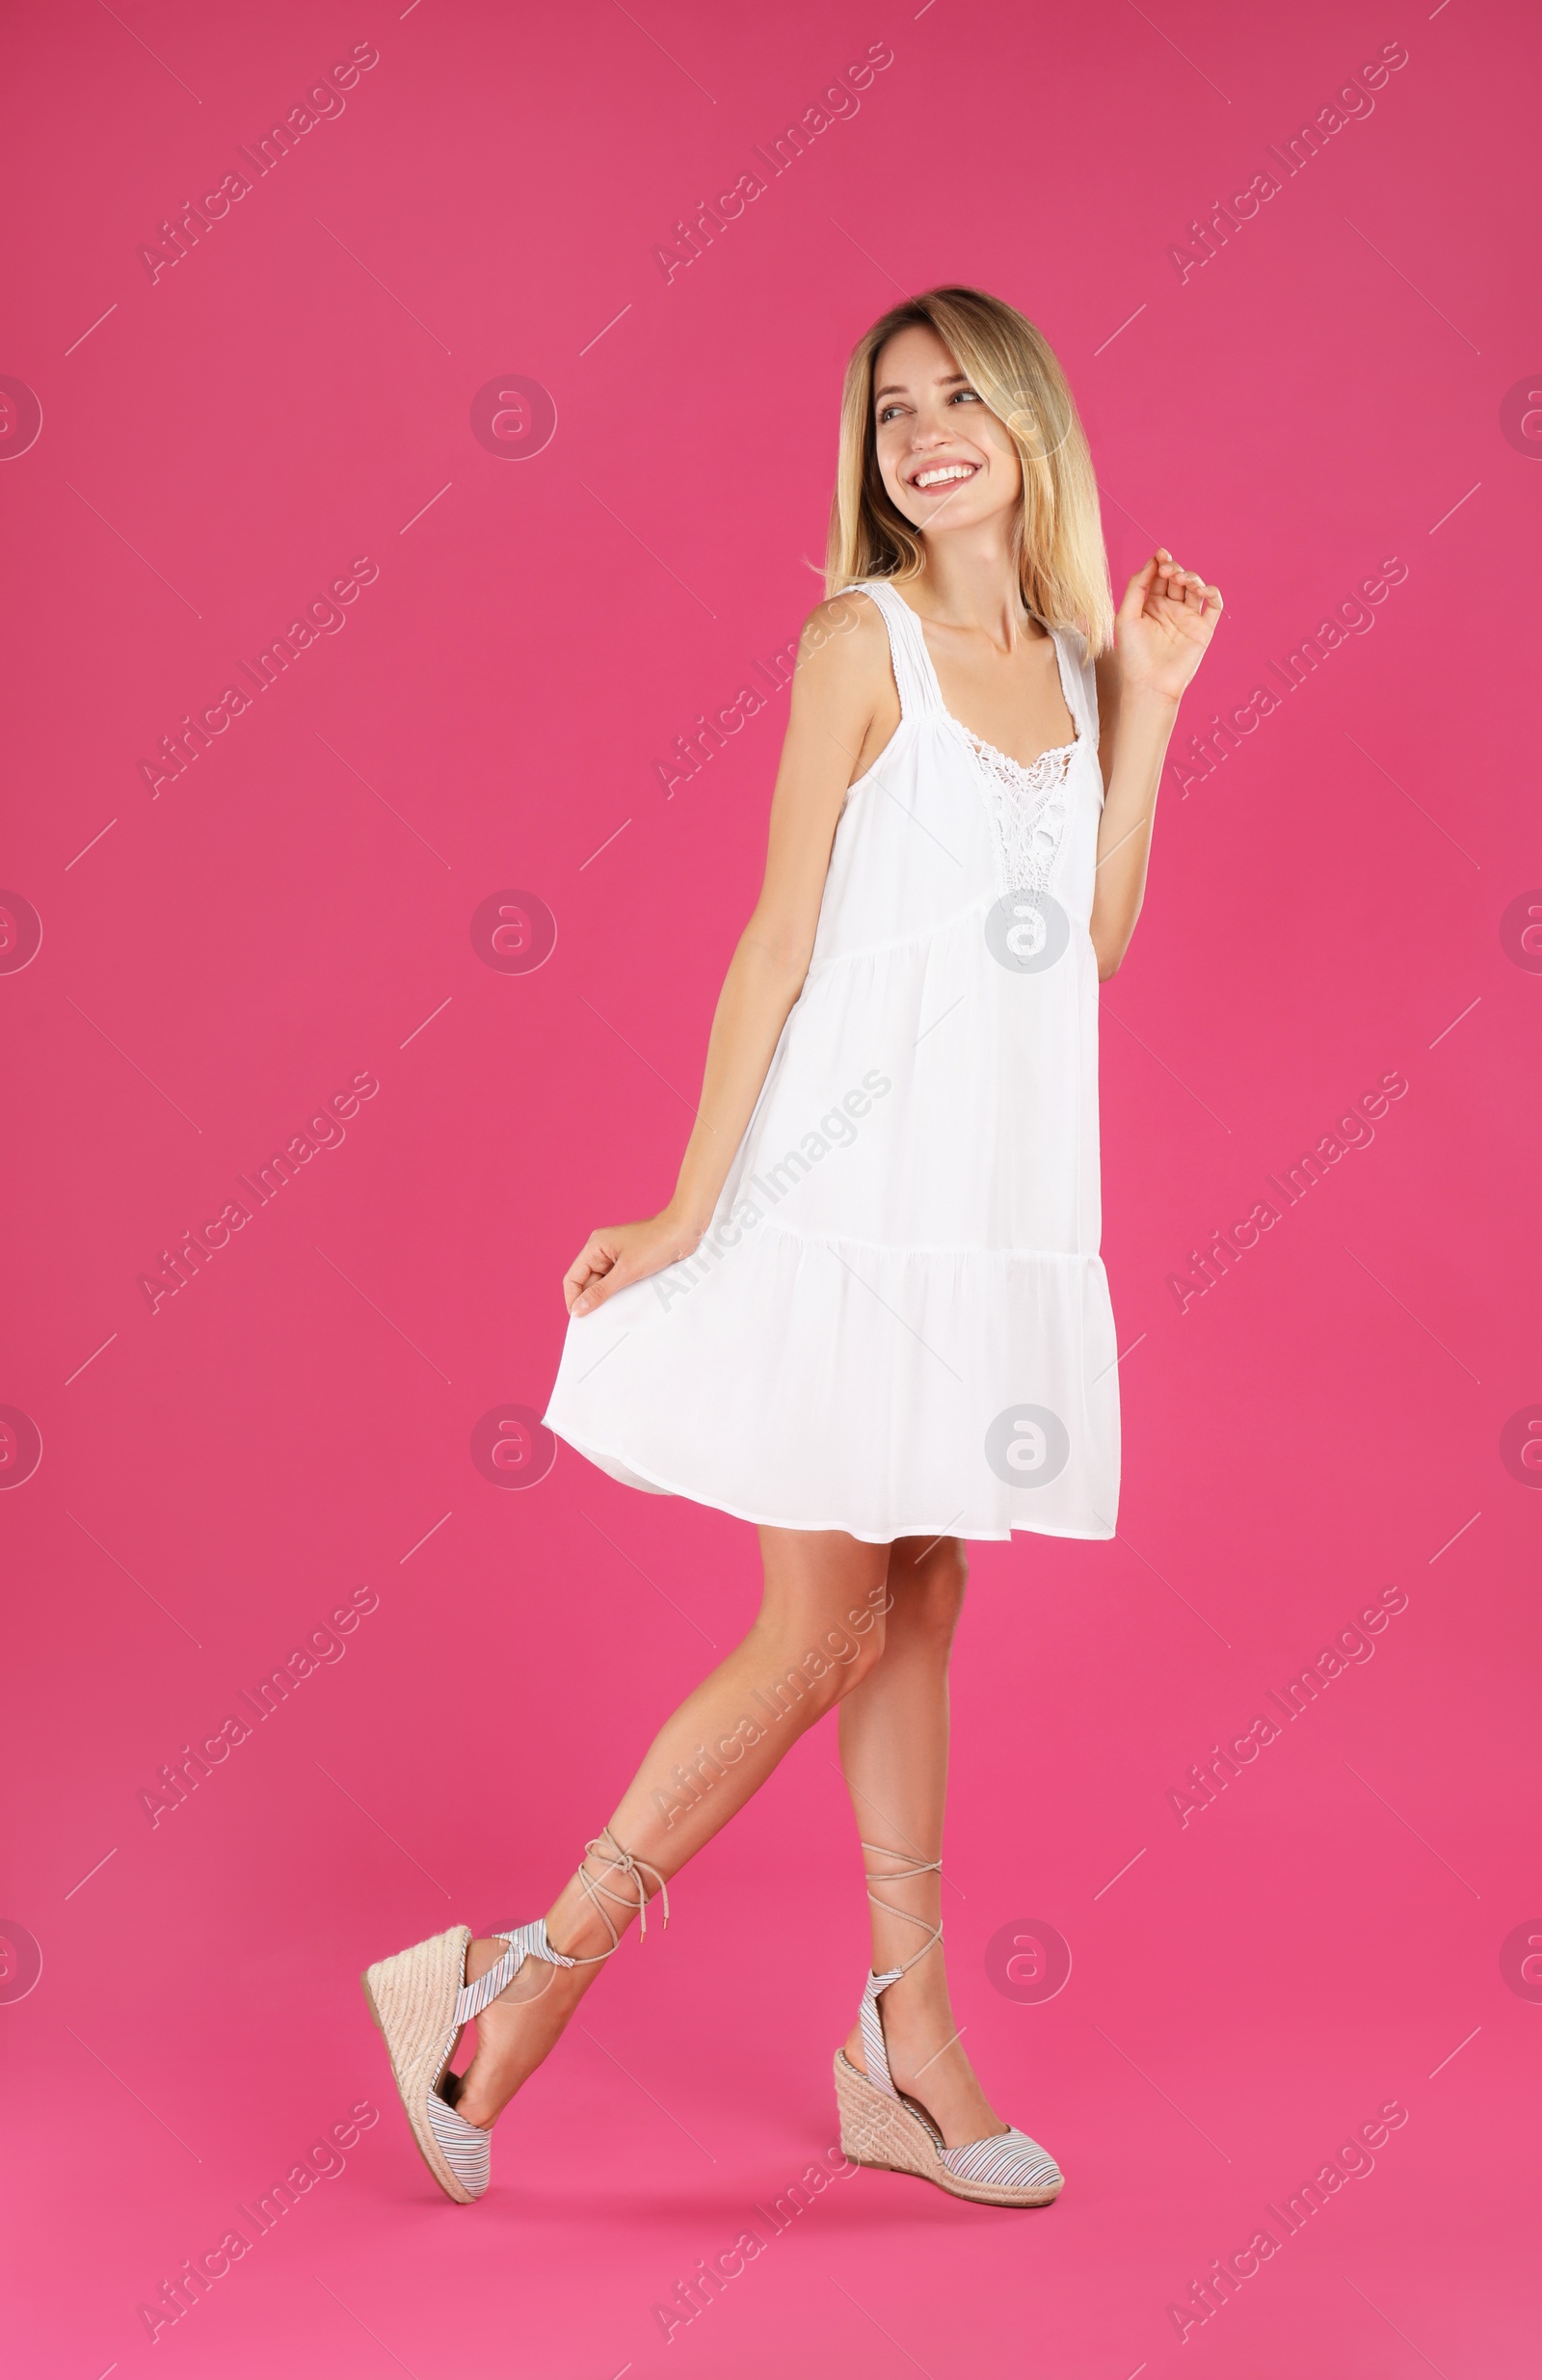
835, 1609, 888, 1688
751, 1537, 891, 1711
800, 1608, 887, 1705
891, 1538, 969, 1640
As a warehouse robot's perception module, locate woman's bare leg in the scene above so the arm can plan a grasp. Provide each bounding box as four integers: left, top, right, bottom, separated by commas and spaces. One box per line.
837, 1535, 1006, 2146
455, 1525, 891, 2127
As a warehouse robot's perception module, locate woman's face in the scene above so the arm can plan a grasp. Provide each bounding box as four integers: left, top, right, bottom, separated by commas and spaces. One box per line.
871, 322, 1022, 540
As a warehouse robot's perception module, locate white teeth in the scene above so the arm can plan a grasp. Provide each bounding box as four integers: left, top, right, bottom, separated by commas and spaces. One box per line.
914, 465, 975, 489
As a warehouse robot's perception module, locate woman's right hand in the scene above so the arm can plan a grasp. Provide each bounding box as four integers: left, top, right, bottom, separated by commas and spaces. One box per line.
563, 1207, 707, 1317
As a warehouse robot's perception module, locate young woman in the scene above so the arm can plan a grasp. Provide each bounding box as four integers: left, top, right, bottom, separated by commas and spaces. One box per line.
363, 285, 1222, 2209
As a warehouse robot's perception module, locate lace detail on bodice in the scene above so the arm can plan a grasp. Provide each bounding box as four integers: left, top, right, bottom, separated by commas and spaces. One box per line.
957, 725, 1078, 896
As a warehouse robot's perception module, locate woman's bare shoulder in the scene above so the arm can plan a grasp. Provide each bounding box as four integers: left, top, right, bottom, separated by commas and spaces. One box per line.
790, 587, 891, 704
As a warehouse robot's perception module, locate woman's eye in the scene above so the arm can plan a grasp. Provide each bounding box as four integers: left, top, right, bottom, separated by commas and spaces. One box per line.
950, 388, 981, 404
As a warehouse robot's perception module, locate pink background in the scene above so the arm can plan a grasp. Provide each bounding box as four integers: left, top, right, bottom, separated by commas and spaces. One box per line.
3, 1, 1538, 2372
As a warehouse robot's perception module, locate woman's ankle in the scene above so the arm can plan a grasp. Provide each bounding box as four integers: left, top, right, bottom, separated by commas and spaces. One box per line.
548, 1828, 673, 1965
870, 1954, 949, 2011
544, 1879, 628, 1966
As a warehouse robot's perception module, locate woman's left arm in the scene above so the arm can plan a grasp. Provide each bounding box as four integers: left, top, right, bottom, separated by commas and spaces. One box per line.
1089, 548, 1223, 979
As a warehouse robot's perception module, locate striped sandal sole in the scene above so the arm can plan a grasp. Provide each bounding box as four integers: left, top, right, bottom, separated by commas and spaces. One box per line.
834, 2052, 1063, 2207
361, 1925, 478, 2205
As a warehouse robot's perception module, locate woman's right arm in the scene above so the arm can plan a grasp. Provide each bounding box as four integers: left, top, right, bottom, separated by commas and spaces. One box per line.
564, 595, 888, 1317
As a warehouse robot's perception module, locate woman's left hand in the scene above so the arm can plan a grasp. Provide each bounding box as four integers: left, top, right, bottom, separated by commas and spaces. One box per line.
1116, 548, 1224, 705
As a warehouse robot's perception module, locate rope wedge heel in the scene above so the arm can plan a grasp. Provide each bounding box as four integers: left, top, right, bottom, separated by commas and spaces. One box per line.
833, 1844, 1065, 2209
361, 1828, 668, 2205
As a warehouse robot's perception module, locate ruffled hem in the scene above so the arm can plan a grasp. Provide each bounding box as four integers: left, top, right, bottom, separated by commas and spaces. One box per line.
542, 1223, 1120, 1544
549, 1424, 1116, 1544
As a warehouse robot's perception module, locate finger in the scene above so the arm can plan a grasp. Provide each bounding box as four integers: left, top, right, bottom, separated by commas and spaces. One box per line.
563, 1236, 613, 1310
573, 1259, 631, 1318
1118, 555, 1160, 619
563, 1239, 606, 1290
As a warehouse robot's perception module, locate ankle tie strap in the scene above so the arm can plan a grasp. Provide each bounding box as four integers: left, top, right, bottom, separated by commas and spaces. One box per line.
569, 1825, 671, 1965
458, 1917, 572, 2019
862, 1840, 944, 1985
458, 1831, 670, 2014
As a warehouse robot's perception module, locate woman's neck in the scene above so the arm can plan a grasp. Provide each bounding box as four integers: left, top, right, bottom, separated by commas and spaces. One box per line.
909, 525, 1038, 650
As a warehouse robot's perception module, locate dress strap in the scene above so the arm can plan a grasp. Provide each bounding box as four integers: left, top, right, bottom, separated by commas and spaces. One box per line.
840, 578, 941, 722
1044, 624, 1086, 746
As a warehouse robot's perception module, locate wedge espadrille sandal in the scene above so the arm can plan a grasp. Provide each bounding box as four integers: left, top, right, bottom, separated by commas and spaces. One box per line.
833, 1843, 1064, 2209
362, 1826, 669, 2203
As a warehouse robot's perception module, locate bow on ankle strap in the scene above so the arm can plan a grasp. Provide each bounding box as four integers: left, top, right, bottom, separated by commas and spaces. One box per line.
571, 1825, 671, 1963
862, 1840, 944, 1984
463, 1831, 671, 2014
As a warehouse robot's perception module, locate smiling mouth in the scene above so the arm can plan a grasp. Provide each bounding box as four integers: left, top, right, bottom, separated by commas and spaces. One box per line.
909, 462, 979, 493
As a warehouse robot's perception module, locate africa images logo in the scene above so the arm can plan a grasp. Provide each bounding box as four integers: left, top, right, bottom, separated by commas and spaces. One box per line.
985, 1404, 1071, 1489
985, 888, 1071, 973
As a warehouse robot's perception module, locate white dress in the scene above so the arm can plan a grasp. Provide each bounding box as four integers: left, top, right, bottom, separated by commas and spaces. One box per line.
543, 579, 1121, 1543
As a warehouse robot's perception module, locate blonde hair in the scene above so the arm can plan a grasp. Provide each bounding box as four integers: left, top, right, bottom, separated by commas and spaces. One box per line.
824, 285, 1115, 656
